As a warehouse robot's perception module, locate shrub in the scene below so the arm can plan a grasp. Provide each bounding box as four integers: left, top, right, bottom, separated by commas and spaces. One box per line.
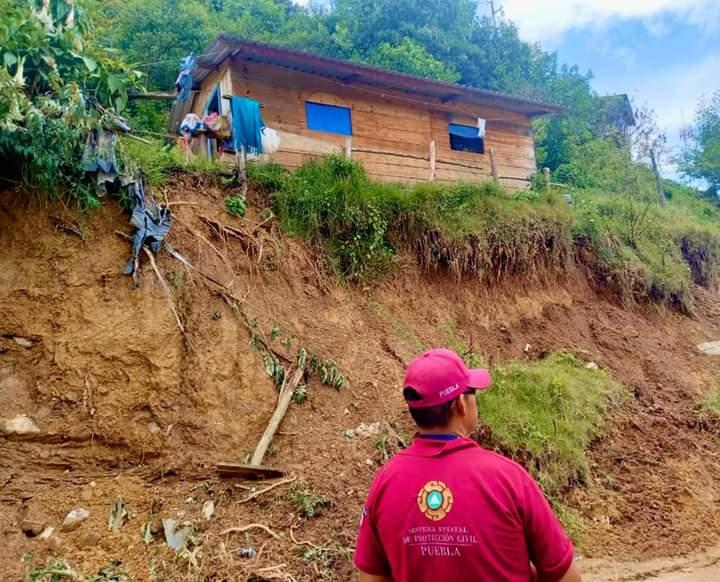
247, 160, 291, 192
0, 0, 142, 204
572, 190, 695, 312
272, 156, 393, 280
477, 352, 624, 497
225, 194, 247, 217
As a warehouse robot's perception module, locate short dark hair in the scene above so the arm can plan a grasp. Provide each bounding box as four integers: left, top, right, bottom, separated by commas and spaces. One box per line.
403, 387, 456, 429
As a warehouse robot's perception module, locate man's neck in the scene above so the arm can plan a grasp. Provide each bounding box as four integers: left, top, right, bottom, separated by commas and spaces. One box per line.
417, 424, 468, 438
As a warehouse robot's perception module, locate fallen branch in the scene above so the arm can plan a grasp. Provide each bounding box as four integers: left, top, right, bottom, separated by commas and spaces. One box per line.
144, 246, 186, 335
221, 523, 280, 539
250, 214, 275, 234
238, 476, 297, 504
251, 367, 305, 466
166, 201, 200, 207
289, 526, 322, 551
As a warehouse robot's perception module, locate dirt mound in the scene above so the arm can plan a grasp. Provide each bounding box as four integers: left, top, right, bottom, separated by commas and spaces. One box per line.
2, 178, 720, 580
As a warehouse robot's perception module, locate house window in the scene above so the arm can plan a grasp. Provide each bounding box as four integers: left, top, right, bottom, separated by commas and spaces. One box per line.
449, 123, 484, 154
305, 101, 352, 136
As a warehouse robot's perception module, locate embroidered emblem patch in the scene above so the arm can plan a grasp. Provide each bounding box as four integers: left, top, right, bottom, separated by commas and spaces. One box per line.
417, 480, 454, 521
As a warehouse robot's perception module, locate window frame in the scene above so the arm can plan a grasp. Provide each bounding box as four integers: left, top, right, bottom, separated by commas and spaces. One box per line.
305, 101, 353, 136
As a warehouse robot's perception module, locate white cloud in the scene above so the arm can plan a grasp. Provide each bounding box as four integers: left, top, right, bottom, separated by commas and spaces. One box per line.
642, 17, 670, 39
608, 52, 720, 176
628, 53, 720, 135
498, 0, 720, 42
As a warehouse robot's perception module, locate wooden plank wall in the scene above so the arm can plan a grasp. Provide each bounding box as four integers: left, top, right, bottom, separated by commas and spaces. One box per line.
193, 58, 538, 189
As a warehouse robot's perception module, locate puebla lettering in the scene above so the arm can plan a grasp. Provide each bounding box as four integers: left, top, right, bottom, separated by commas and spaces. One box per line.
420, 545, 462, 557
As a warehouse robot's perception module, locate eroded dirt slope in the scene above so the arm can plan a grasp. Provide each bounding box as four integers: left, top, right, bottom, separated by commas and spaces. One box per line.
1, 178, 720, 581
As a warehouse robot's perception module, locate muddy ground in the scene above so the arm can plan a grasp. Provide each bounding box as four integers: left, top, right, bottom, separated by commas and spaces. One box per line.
1, 177, 720, 581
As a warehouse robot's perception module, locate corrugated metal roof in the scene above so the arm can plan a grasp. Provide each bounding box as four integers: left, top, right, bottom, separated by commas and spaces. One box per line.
194, 35, 564, 117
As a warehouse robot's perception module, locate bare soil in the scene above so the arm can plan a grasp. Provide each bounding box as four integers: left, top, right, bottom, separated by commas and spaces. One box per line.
2, 177, 720, 581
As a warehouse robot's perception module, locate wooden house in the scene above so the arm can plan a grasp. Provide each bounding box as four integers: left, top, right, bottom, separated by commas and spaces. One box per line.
171, 35, 562, 190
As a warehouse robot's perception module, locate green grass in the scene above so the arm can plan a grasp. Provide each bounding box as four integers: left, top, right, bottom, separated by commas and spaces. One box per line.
121, 145, 720, 313
700, 389, 720, 416
477, 352, 624, 497
118, 137, 226, 187
288, 483, 330, 518
271, 155, 572, 281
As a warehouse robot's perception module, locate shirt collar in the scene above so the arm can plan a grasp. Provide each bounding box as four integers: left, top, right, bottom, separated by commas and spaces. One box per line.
400, 435, 479, 457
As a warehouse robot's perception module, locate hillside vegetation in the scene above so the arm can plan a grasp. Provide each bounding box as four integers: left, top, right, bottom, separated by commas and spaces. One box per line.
253, 154, 720, 314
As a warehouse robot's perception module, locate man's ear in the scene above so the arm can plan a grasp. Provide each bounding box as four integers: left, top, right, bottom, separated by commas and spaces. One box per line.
454, 395, 468, 418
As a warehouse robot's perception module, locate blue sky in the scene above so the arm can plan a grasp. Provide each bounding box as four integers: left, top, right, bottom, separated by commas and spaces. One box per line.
497, 0, 720, 175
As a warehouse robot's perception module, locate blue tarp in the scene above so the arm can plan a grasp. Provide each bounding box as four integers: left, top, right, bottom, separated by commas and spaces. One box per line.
305, 101, 352, 136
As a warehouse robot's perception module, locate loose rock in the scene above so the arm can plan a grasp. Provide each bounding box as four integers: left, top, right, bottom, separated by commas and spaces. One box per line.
698, 341, 720, 356
61, 507, 90, 532
21, 519, 46, 537
586, 362, 599, 370
38, 526, 55, 540
202, 500, 215, 521
12, 337, 33, 348
345, 422, 382, 439
1, 415, 40, 435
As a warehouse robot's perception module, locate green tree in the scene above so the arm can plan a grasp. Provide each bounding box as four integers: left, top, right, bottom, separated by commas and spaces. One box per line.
0, 0, 142, 201
367, 38, 460, 82
682, 91, 720, 195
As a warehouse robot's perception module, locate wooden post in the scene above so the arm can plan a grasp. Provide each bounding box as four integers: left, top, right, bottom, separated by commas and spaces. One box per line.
237, 146, 248, 197
489, 148, 498, 182
543, 167, 551, 190
429, 140, 437, 182
250, 367, 304, 467
198, 133, 208, 161
344, 136, 352, 159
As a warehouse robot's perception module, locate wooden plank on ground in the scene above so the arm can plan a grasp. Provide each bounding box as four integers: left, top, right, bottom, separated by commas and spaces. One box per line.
216, 463, 285, 480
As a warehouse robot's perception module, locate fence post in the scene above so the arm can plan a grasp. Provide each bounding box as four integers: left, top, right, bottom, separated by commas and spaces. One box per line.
543, 167, 550, 190
489, 148, 498, 182
429, 140, 437, 182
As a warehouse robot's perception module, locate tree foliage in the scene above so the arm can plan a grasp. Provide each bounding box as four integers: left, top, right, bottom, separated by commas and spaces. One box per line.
367, 38, 460, 82
0, 0, 142, 202
682, 91, 720, 195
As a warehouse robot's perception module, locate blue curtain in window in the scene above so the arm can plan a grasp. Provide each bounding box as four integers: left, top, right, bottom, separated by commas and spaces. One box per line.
449, 123, 479, 138
306, 102, 352, 135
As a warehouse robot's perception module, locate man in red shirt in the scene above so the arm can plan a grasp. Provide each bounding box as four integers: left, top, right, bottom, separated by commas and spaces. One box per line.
354, 348, 582, 582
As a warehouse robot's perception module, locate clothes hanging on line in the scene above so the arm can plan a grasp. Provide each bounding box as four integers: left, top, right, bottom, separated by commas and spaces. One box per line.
230, 96, 265, 155
178, 113, 204, 136
175, 52, 196, 104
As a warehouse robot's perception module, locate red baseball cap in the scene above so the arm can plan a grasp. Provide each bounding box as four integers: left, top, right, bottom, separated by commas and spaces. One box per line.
403, 348, 492, 409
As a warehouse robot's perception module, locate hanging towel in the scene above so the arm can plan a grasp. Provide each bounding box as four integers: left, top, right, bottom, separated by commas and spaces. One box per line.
230, 96, 265, 155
